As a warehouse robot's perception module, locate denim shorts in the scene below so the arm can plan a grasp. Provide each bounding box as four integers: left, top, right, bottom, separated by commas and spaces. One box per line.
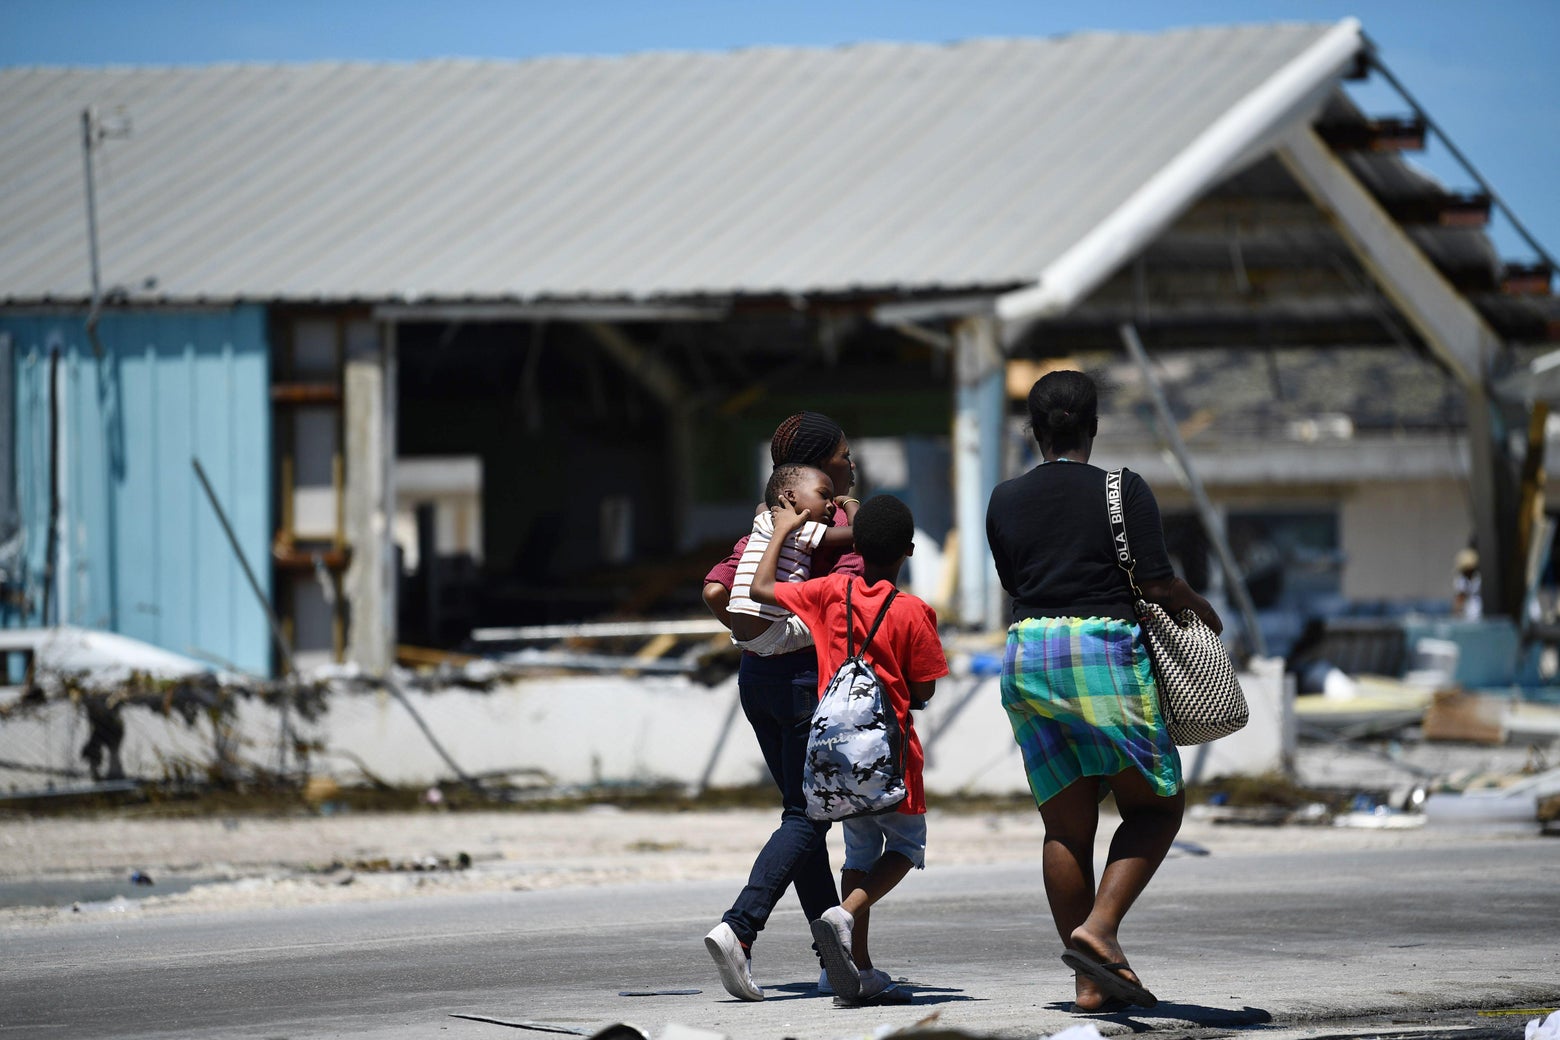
842, 812, 927, 871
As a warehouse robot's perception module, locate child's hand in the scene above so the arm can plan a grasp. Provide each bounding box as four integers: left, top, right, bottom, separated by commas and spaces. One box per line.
771, 504, 810, 539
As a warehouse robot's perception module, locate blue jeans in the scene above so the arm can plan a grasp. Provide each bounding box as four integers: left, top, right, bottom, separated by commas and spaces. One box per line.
720, 648, 838, 946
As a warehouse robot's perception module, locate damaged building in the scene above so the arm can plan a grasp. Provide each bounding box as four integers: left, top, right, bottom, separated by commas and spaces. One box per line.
2, 18, 1557, 685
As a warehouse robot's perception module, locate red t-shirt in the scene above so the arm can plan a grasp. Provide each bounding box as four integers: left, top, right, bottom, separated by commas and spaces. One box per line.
774, 574, 949, 814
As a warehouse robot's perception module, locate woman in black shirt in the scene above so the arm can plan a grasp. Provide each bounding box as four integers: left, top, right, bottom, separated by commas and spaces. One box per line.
985, 370, 1221, 1011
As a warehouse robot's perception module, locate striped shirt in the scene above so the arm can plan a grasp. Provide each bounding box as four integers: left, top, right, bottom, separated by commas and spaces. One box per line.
727, 511, 828, 620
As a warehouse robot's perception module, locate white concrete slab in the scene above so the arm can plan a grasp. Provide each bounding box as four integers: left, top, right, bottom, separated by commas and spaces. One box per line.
2, 661, 1292, 795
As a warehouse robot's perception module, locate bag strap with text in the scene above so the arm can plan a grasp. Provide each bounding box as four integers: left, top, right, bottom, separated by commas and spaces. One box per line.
1106, 469, 1145, 601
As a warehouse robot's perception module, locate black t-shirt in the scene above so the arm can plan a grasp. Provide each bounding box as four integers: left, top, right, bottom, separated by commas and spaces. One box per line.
985, 462, 1174, 624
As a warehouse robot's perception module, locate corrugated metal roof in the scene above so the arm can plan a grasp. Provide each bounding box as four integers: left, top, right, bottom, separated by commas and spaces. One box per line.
0, 23, 1347, 305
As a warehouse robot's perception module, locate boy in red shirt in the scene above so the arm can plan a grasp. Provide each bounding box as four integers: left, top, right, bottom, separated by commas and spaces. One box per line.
750, 494, 948, 1004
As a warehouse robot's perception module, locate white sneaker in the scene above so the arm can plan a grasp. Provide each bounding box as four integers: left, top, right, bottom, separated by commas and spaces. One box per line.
817, 968, 833, 996
858, 966, 895, 1001
704, 922, 763, 1001
810, 906, 859, 1001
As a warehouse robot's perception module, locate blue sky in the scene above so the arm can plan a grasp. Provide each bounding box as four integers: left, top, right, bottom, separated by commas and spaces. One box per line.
4, 0, 1556, 264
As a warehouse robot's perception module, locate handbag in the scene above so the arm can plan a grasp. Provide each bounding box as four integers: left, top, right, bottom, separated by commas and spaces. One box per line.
1106, 469, 1248, 746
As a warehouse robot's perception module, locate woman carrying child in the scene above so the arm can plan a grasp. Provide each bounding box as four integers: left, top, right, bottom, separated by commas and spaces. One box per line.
700, 412, 861, 1002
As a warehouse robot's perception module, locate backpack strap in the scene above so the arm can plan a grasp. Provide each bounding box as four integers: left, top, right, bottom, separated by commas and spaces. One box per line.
845, 580, 856, 659
854, 582, 899, 662
1106, 468, 1145, 600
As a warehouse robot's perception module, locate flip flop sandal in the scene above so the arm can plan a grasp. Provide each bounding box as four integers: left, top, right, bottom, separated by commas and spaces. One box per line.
1061, 949, 1158, 1009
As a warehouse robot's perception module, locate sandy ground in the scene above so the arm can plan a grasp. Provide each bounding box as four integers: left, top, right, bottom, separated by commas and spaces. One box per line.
3, 796, 1541, 931
3, 738, 1548, 927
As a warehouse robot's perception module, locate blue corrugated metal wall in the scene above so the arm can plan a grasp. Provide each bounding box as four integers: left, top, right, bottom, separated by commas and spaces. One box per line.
2, 308, 273, 676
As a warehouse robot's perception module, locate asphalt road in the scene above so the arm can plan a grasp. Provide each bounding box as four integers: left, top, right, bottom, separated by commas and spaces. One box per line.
3, 837, 1556, 1040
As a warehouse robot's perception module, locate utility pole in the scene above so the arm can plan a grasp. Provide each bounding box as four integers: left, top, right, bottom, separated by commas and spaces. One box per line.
80, 106, 131, 359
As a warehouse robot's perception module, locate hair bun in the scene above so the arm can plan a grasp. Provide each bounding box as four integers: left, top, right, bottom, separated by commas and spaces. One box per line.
771, 411, 843, 467
1026, 369, 1098, 449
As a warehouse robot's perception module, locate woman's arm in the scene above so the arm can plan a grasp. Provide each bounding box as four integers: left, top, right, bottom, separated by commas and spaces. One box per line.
816, 523, 854, 548
985, 489, 1017, 596
702, 582, 733, 631
815, 503, 864, 578
1139, 575, 1224, 635
814, 498, 859, 547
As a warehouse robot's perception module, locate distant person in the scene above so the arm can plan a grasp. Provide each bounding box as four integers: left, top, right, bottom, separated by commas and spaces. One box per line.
700, 412, 862, 1002
1453, 548, 1482, 620
80, 698, 126, 781
750, 494, 948, 1005
984, 370, 1222, 1012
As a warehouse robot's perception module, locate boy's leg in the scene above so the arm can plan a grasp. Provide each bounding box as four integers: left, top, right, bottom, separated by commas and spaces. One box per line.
812, 821, 870, 1000
840, 852, 913, 969
839, 867, 867, 965
830, 812, 923, 975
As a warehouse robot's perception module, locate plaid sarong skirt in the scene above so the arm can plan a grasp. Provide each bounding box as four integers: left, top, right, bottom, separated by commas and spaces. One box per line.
1000, 616, 1181, 806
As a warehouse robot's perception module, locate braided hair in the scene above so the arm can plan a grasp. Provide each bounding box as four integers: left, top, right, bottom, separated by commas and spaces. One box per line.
1026, 370, 1099, 453
770, 411, 844, 467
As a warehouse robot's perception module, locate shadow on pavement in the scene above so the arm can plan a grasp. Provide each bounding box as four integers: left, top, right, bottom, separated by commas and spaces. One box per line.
766, 980, 976, 1008
1045, 1001, 1274, 1029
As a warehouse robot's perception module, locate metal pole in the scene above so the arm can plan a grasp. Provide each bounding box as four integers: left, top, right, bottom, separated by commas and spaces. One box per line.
81, 110, 102, 303
693, 694, 744, 798
192, 457, 296, 775
193, 457, 296, 676
1118, 323, 1268, 657
42, 347, 61, 626
383, 674, 486, 797
80, 109, 106, 360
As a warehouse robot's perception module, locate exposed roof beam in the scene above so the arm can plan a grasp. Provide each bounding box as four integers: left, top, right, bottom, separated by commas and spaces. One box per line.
1381, 192, 1491, 229
996, 17, 1364, 327
1501, 264, 1554, 297
872, 295, 995, 325
1013, 318, 1406, 353
1438, 261, 1557, 297
471, 619, 728, 642
1086, 268, 1361, 301
1160, 197, 1336, 236
1069, 293, 1392, 322
1276, 125, 1503, 385
1316, 116, 1426, 153
1109, 435, 1470, 487
886, 322, 954, 354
